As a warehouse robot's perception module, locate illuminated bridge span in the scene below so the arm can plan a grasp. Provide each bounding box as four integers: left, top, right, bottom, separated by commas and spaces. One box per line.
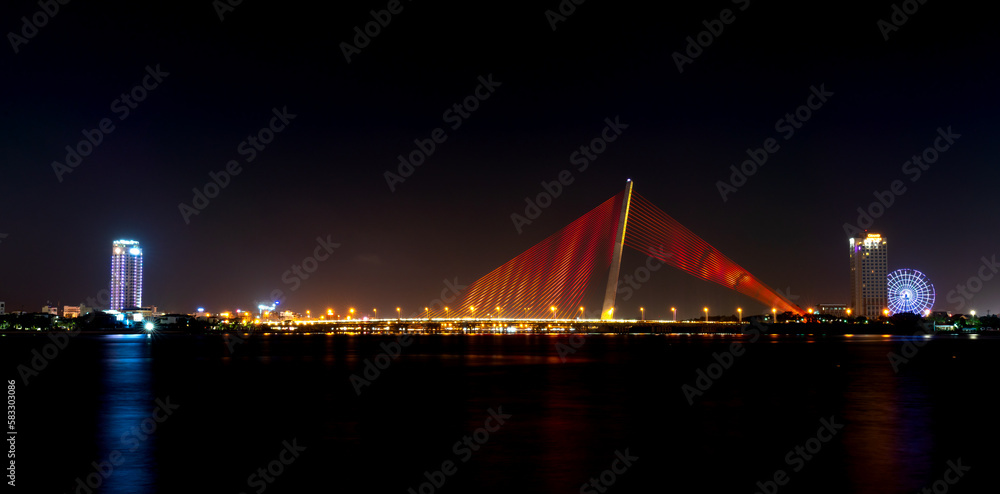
254, 318, 747, 335
442, 181, 802, 319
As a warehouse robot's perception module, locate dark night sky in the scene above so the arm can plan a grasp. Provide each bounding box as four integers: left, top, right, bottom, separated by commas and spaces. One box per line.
2, 0, 998, 319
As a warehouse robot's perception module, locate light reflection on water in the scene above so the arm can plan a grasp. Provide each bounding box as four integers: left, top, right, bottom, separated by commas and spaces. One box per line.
54, 332, 994, 493
96, 335, 155, 493
842, 349, 933, 493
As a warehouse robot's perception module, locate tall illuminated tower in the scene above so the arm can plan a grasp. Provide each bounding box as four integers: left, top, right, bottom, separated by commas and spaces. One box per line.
849, 233, 887, 318
110, 240, 143, 310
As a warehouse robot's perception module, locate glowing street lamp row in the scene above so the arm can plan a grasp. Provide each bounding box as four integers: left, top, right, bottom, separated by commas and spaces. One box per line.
256, 304, 927, 322
214, 303, 959, 323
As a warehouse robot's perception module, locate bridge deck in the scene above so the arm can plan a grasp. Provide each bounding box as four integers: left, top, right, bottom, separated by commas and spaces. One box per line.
226, 318, 749, 334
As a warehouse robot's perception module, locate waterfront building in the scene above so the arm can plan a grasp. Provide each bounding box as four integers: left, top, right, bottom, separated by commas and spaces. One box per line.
111, 240, 143, 311
849, 233, 888, 318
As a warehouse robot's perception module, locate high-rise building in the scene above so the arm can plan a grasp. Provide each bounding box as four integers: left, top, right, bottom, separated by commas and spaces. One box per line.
849, 233, 887, 318
110, 240, 143, 310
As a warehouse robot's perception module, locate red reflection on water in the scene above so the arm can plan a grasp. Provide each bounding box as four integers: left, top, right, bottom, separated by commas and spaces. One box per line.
841, 343, 932, 493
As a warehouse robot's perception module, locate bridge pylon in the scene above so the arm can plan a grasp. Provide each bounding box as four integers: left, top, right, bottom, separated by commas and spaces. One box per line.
601, 179, 633, 319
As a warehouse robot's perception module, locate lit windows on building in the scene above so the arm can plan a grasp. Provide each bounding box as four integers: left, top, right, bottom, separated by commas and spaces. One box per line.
110, 239, 143, 311
849, 233, 887, 318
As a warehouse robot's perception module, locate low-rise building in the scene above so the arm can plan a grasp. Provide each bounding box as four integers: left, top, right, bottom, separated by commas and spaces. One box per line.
122, 307, 155, 326
817, 303, 849, 316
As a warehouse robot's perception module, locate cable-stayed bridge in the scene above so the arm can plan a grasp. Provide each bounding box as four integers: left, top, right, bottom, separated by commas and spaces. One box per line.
449, 180, 801, 320
248, 180, 801, 334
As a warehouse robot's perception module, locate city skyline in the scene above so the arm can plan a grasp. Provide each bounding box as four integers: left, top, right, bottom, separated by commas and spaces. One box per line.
1, 2, 998, 317
6, 219, 988, 321
3, 190, 999, 319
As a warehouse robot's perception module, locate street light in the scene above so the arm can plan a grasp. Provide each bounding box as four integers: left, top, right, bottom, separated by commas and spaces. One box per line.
703, 307, 708, 323
550, 306, 557, 319
445, 307, 449, 318
671, 307, 676, 322
373, 308, 377, 319
771, 308, 777, 322
640, 307, 644, 321
579, 306, 584, 319
397, 307, 401, 319
496, 306, 502, 319
425, 307, 429, 319
737, 307, 742, 323
470, 306, 476, 318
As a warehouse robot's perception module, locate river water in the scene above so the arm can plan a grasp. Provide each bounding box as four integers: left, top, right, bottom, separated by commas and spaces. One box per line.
3, 332, 996, 493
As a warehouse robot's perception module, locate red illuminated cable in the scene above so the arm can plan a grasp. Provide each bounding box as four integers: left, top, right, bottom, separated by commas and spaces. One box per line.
624, 193, 800, 313
450, 187, 799, 318
456, 192, 622, 319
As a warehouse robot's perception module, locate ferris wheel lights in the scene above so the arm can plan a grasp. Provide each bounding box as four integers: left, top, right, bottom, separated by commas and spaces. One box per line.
887, 268, 935, 316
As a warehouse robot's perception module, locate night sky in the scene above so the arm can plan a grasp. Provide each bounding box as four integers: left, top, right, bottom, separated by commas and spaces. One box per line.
2, 0, 997, 319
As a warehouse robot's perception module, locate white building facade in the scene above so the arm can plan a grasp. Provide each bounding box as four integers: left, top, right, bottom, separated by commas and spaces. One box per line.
110, 240, 143, 310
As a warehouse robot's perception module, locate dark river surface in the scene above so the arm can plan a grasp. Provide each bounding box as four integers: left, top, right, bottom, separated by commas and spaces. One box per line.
3, 332, 996, 493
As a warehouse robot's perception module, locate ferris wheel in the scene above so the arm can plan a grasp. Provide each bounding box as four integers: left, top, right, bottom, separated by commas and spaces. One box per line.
886, 269, 935, 315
